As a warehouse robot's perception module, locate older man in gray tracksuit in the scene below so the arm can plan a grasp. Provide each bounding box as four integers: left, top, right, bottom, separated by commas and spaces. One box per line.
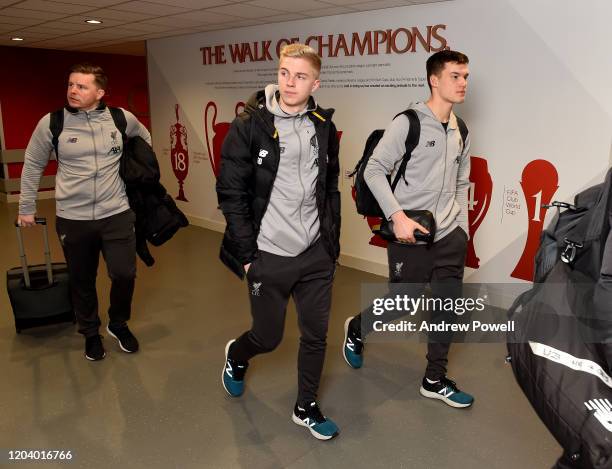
342, 50, 475, 409
18, 63, 151, 362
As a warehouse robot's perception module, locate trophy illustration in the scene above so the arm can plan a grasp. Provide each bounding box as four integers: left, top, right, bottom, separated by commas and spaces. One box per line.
204, 101, 245, 179
170, 104, 189, 201
466, 156, 493, 268
511, 159, 558, 281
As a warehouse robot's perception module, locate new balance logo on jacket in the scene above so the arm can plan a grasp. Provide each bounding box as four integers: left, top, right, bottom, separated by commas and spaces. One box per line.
257, 149, 269, 165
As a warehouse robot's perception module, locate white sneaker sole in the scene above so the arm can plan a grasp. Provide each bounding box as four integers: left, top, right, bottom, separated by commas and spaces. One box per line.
85, 352, 105, 361
106, 325, 135, 353
419, 386, 473, 408
291, 413, 338, 441
222, 339, 239, 397
342, 316, 362, 369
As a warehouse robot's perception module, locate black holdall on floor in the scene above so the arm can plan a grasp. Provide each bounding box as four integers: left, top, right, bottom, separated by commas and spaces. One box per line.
6, 218, 75, 333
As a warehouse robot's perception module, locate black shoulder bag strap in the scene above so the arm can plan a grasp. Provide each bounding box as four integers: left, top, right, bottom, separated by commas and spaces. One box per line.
390, 108, 420, 192
49, 108, 65, 160
456, 116, 469, 147
109, 107, 128, 148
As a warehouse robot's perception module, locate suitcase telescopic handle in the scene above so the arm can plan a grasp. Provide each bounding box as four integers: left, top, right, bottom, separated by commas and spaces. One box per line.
14, 217, 54, 288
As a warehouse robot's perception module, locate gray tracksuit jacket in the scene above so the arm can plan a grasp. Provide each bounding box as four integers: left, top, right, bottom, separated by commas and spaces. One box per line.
364, 102, 471, 242
19, 104, 151, 220
256, 84, 321, 256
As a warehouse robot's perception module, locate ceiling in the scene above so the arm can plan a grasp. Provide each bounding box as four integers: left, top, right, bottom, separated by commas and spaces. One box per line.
0, 0, 447, 55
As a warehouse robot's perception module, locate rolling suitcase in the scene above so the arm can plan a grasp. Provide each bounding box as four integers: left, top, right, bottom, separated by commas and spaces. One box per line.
6, 217, 75, 333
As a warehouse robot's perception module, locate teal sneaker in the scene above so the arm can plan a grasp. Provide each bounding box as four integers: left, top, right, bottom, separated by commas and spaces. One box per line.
342, 316, 363, 369
292, 401, 339, 440
419, 376, 474, 408
222, 339, 248, 397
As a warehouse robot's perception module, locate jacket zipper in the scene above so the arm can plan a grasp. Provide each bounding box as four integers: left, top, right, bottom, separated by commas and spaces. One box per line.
86, 113, 98, 220
294, 116, 309, 244
433, 123, 448, 222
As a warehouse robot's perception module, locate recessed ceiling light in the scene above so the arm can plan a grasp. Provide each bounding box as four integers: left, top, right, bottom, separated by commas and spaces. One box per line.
11, 37, 24, 41
85, 19, 103, 24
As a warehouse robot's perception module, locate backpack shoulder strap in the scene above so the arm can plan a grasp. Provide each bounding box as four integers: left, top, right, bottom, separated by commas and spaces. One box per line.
109, 107, 128, 146
390, 108, 420, 191
49, 108, 65, 159
456, 115, 469, 146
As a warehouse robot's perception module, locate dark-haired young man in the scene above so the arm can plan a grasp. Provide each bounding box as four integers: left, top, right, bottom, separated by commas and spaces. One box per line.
343, 50, 474, 408
217, 44, 341, 440
19, 63, 151, 361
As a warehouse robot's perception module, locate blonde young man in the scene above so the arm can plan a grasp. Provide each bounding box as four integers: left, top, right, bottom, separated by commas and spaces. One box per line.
216, 44, 341, 440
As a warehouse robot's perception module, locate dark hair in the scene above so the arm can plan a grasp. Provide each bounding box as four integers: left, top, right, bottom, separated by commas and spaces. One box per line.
426, 50, 469, 91
68, 63, 108, 90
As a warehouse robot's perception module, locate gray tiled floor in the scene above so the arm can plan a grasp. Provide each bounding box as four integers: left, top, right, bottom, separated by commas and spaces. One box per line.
0, 199, 561, 468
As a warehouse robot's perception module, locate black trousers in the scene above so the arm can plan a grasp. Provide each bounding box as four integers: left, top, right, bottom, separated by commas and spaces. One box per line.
361, 226, 468, 380
56, 210, 137, 337
231, 240, 336, 405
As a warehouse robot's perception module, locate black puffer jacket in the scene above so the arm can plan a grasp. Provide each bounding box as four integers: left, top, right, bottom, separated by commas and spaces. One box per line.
121, 136, 189, 266
216, 90, 341, 279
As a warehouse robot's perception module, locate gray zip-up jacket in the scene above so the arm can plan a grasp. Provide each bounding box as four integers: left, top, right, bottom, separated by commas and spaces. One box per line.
256, 84, 321, 256
19, 104, 151, 220
364, 102, 471, 242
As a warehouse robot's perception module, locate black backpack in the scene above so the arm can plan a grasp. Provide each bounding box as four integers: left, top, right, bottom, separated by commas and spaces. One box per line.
350, 109, 468, 218
49, 106, 127, 159
507, 168, 612, 468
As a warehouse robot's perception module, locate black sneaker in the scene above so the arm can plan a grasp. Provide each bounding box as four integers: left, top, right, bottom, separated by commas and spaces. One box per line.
106, 324, 139, 353
419, 376, 474, 408
342, 316, 363, 369
85, 335, 105, 361
292, 401, 339, 440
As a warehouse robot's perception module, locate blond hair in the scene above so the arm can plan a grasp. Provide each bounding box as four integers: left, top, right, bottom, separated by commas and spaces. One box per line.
279, 43, 321, 77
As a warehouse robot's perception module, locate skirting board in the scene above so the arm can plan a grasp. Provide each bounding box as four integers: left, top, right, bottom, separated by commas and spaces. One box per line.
338, 253, 387, 278
186, 214, 226, 233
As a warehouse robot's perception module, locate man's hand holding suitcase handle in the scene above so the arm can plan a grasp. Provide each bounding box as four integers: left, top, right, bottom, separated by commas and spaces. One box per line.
16, 215, 45, 228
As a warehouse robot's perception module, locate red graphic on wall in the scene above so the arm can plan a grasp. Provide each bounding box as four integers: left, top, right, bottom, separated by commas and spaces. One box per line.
350, 185, 387, 248
170, 104, 189, 201
204, 101, 245, 178
511, 159, 559, 281
466, 156, 493, 268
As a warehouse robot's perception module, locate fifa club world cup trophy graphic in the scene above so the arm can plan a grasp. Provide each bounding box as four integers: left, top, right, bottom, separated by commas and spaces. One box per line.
466, 156, 493, 268
170, 104, 189, 201
511, 159, 558, 281
204, 101, 245, 179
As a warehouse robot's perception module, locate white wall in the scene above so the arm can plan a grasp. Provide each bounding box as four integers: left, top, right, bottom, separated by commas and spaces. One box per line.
147, 0, 612, 292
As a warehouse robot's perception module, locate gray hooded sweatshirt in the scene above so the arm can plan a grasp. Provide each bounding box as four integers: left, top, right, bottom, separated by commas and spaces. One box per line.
19, 106, 151, 220
256, 84, 321, 257
364, 102, 471, 242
